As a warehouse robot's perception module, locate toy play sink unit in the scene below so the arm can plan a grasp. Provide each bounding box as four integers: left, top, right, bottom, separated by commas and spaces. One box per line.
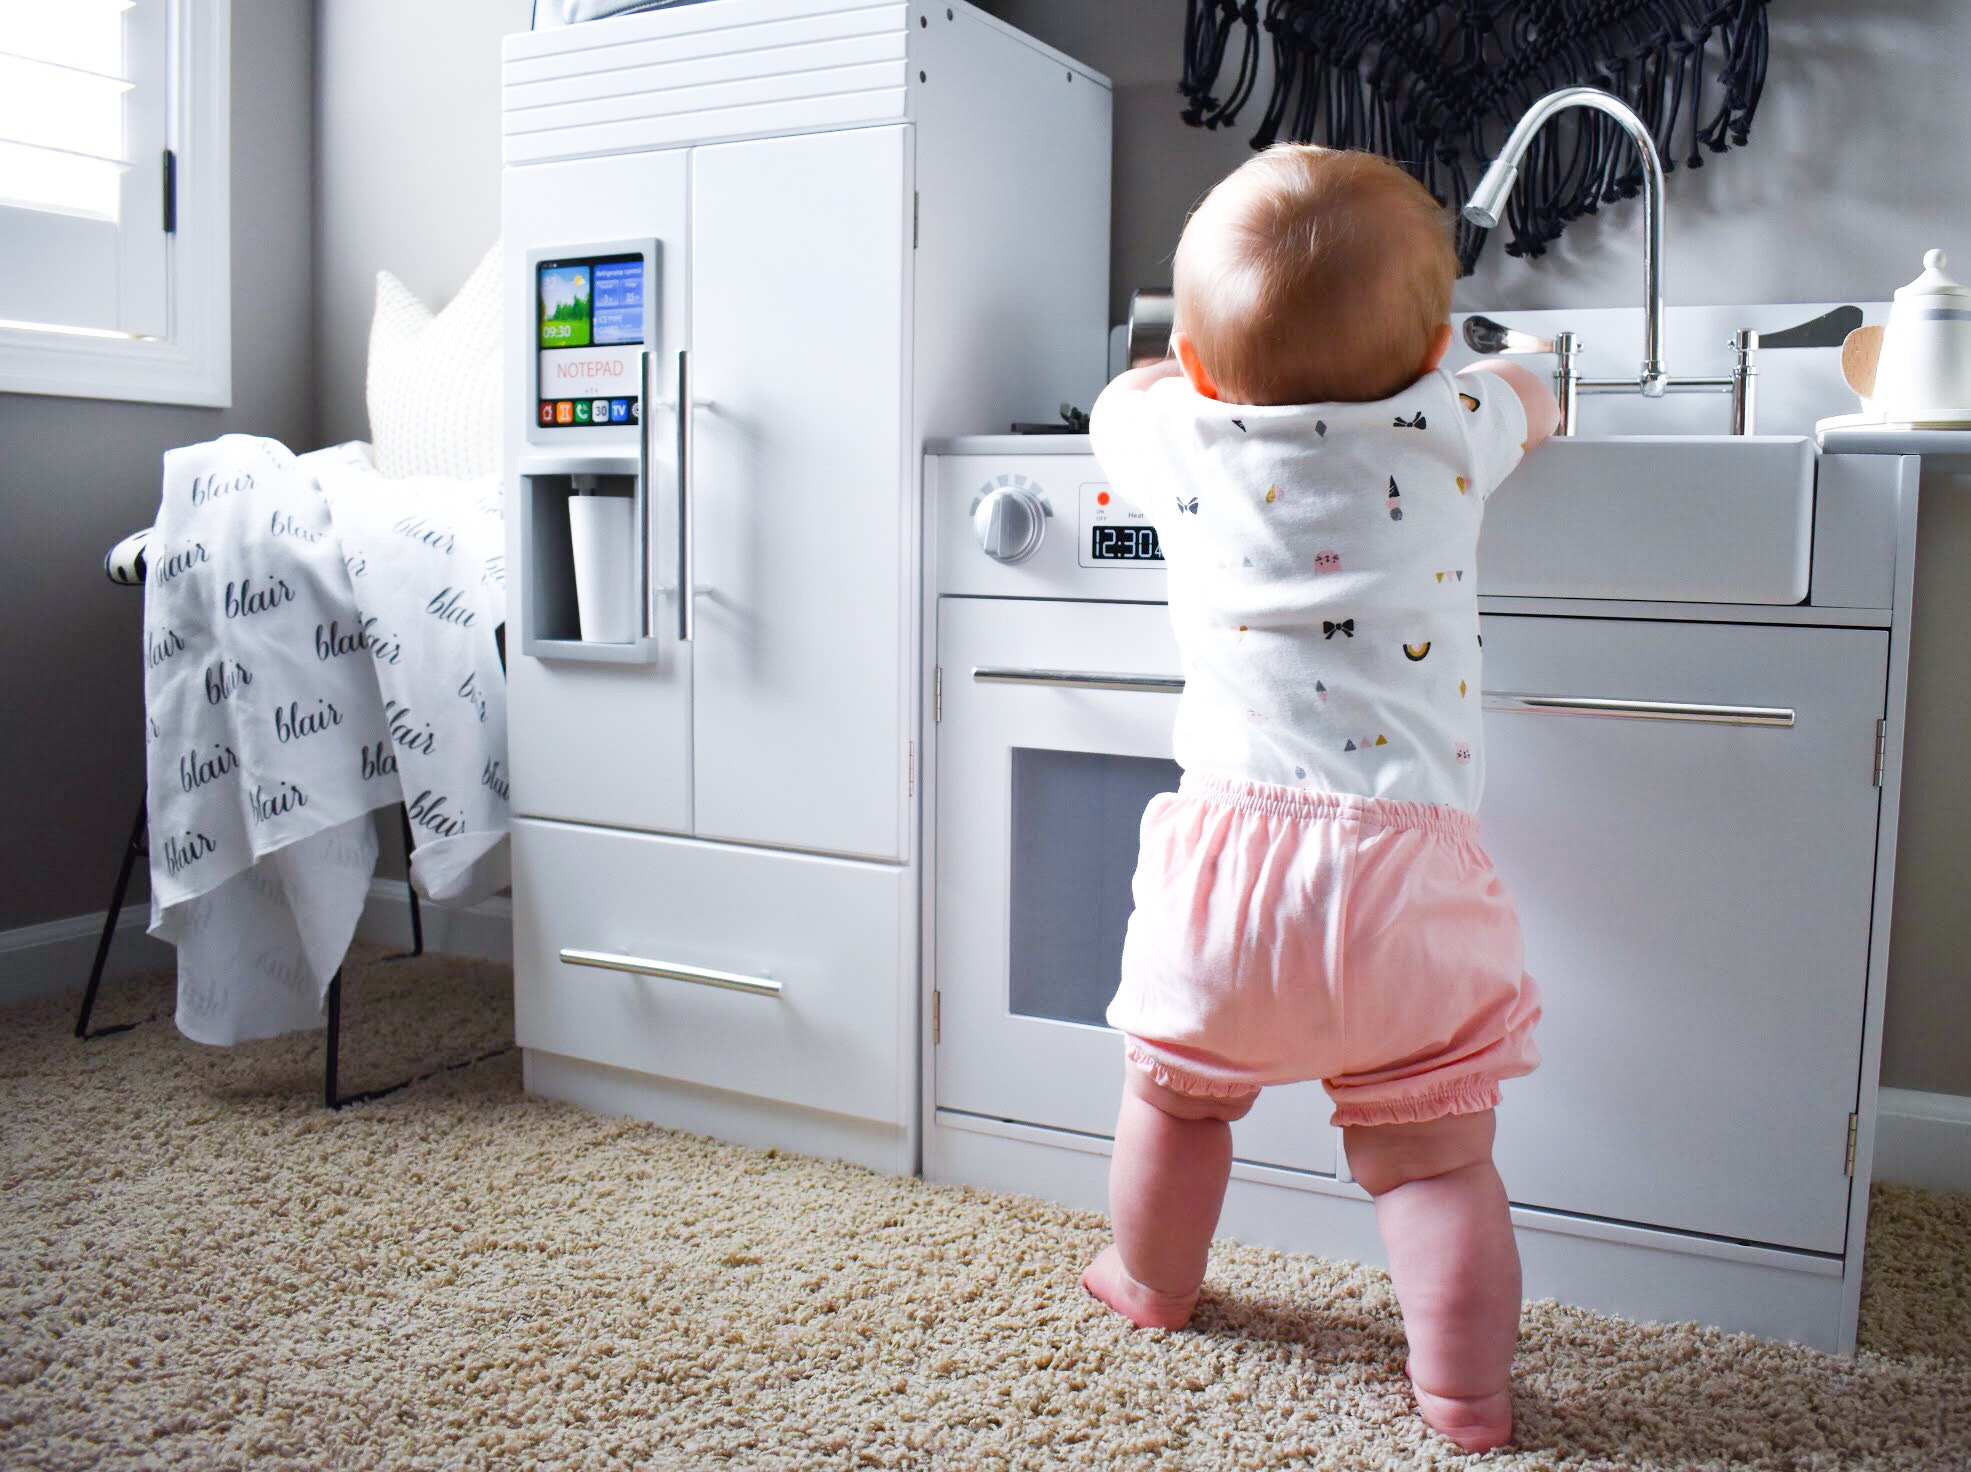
1479, 434, 1816, 604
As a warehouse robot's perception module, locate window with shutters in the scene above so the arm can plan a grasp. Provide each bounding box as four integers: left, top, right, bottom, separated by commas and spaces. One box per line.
0, 0, 231, 406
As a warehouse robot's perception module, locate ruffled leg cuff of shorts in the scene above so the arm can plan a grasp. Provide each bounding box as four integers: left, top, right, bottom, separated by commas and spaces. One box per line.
1327, 1074, 1504, 1129
1123, 1042, 1261, 1101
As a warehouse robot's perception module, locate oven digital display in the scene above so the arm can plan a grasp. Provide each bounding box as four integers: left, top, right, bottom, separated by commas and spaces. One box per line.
1091, 523, 1164, 561
536, 253, 644, 429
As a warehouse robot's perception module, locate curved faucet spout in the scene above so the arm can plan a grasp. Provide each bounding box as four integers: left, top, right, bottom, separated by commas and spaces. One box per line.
1464, 86, 1667, 397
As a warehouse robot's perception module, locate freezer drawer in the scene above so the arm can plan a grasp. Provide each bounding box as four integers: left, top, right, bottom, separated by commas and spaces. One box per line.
511, 817, 910, 1126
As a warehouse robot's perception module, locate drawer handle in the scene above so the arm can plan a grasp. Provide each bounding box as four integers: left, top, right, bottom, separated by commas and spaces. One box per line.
558, 947, 782, 998
973, 666, 1185, 695
1482, 693, 1795, 728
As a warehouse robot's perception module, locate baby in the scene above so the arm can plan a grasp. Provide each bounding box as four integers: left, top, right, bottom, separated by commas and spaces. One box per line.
1082, 145, 1559, 1454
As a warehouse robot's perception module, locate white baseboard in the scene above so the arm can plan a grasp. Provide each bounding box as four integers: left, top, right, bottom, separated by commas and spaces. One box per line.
0, 904, 173, 1009
357, 879, 514, 965
1874, 1088, 1971, 1195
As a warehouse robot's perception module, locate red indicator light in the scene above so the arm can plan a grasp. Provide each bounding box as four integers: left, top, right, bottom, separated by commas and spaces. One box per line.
1097, 491, 1110, 506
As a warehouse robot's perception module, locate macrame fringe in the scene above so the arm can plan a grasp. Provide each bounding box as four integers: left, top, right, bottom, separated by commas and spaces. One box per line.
1179, 0, 1771, 274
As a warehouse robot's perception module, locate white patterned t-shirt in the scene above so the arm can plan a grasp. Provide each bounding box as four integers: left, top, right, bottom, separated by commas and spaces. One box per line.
1089, 366, 1529, 814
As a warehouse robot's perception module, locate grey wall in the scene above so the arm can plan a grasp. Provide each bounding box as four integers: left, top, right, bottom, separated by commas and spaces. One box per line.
314, 0, 530, 449
0, 1, 316, 932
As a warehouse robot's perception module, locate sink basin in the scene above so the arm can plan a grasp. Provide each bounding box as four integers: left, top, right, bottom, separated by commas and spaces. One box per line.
1477, 435, 1815, 604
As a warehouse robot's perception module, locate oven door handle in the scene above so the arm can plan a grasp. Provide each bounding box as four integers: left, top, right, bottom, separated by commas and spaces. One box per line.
972, 666, 1185, 695
971, 668, 1795, 728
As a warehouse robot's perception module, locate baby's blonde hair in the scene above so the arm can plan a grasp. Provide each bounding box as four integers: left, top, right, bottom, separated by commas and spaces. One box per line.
1173, 145, 1456, 406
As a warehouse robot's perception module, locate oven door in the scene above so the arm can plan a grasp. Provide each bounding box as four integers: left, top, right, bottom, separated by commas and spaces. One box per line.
933, 595, 1341, 1177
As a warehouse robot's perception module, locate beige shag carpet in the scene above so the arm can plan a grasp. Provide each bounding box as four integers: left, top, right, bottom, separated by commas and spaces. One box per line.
3, 948, 1968, 1470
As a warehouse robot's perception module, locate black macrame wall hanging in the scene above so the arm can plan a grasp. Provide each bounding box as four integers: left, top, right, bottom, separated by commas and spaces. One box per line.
1179, 1, 1771, 274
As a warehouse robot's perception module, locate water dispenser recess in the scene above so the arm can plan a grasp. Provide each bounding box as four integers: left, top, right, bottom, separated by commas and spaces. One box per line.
518, 462, 652, 663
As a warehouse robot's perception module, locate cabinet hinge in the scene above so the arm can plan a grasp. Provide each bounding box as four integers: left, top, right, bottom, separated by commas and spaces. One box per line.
912, 191, 919, 249
908, 739, 915, 796
162, 149, 177, 234
1872, 717, 1887, 788
1844, 1113, 1859, 1176
932, 989, 941, 1045
933, 665, 942, 723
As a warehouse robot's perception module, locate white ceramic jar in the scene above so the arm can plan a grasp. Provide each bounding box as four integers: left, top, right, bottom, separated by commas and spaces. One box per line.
1873, 248, 1971, 423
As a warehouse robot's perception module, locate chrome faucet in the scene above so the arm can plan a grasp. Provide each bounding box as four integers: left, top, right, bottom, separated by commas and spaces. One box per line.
1465, 86, 1669, 399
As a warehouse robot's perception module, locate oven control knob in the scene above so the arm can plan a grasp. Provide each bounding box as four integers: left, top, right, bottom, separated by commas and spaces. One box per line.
973, 487, 1047, 564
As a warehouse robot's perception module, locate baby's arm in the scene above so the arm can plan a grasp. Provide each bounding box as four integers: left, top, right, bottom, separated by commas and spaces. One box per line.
1458, 359, 1561, 451
1100, 355, 1188, 401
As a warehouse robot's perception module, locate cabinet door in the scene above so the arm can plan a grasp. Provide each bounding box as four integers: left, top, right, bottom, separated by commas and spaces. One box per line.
1480, 617, 1884, 1253
688, 126, 911, 860
933, 596, 1342, 1179
502, 148, 693, 836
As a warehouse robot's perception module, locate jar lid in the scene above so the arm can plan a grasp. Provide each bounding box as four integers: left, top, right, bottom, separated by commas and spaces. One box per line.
1894, 248, 1971, 300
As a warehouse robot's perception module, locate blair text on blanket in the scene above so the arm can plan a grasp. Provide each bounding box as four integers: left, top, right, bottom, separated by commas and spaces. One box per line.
361, 740, 398, 781
273, 697, 343, 744
147, 627, 186, 668
270, 510, 323, 544
160, 830, 217, 876
407, 788, 468, 839
249, 781, 308, 823
425, 586, 477, 627
458, 669, 489, 724
152, 541, 210, 585
225, 576, 296, 619
394, 515, 458, 555
384, 699, 438, 756
204, 658, 252, 704
189, 469, 252, 508
179, 743, 239, 793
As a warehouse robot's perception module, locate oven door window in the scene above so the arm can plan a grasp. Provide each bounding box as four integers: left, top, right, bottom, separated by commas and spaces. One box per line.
1007, 748, 1180, 1027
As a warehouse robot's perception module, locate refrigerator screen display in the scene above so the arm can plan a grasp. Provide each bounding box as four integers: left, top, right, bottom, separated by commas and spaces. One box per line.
537, 253, 644, 429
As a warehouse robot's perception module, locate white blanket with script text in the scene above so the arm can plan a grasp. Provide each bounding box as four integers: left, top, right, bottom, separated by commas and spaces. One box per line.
142, 435, 508, 1045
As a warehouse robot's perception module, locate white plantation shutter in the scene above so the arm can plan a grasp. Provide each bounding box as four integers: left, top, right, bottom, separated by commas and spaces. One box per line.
0, 0, 169, 337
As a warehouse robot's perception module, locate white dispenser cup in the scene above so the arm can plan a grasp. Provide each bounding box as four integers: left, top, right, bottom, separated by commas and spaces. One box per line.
566, 494, 638, 642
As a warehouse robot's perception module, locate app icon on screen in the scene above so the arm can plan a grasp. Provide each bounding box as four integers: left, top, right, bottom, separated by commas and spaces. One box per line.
574, 401, 591, 424
539, 265, 591, 349
592, 399, 610, 424
610, 399, 631, 424
539, 402, 555, 426
556, 401, 574, 425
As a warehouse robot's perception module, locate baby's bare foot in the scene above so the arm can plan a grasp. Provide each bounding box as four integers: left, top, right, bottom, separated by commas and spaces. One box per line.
1080, 1245, 1198, 1329
1407, 1366, 1514, 1455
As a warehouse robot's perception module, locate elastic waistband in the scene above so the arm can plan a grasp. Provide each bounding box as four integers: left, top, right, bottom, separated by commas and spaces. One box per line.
1177, 772, 1478, 838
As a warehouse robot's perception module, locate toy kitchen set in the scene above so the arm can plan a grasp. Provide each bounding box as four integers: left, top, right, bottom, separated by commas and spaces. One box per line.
500, 0, 1955, 1358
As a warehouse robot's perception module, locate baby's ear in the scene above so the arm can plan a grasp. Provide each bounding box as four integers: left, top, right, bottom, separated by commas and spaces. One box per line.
1419, 322, 1454, 375
1173, 332, 1221, 400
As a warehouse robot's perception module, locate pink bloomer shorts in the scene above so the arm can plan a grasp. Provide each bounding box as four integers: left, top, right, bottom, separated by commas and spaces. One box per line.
1109, 773, 1541, 1128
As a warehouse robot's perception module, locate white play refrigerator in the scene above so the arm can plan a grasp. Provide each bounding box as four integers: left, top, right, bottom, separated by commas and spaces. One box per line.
499, 0, 1111, 1172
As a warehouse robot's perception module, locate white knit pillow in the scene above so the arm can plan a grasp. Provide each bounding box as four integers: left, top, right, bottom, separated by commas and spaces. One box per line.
366, 242, 503, 480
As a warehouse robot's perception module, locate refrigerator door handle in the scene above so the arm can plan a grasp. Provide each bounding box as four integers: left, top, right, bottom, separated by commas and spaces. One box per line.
676, 348, 694, 643
638, 348, 653, 638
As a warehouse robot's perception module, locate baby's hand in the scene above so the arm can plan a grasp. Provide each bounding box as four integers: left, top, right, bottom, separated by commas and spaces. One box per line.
1107, 356, 1188, 395
1459, 359, 1561, 450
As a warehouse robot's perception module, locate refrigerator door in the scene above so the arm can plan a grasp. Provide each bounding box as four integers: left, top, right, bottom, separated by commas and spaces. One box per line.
503, 146, 694, 836
688, 125, 912, 861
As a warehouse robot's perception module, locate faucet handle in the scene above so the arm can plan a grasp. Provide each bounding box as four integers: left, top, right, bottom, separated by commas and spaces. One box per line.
1750, 305, 1864, 351
1463, 315, 1557, 355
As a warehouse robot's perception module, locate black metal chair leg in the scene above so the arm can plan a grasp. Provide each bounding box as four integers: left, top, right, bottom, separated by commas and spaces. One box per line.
76, 795, 150, 1040
399, 804, 424, 959
324, 966, 344, 1110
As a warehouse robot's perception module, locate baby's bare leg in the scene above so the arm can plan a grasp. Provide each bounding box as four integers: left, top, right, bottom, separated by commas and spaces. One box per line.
1083, 1062, 1259, 1329
1344, 1109, 1519, 1454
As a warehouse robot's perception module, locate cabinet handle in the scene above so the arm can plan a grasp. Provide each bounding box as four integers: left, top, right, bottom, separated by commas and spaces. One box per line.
676, 349, 694, 643
972, 666, 1185, 695
559, 947, 781, 998
1482, 692, 1795, 728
